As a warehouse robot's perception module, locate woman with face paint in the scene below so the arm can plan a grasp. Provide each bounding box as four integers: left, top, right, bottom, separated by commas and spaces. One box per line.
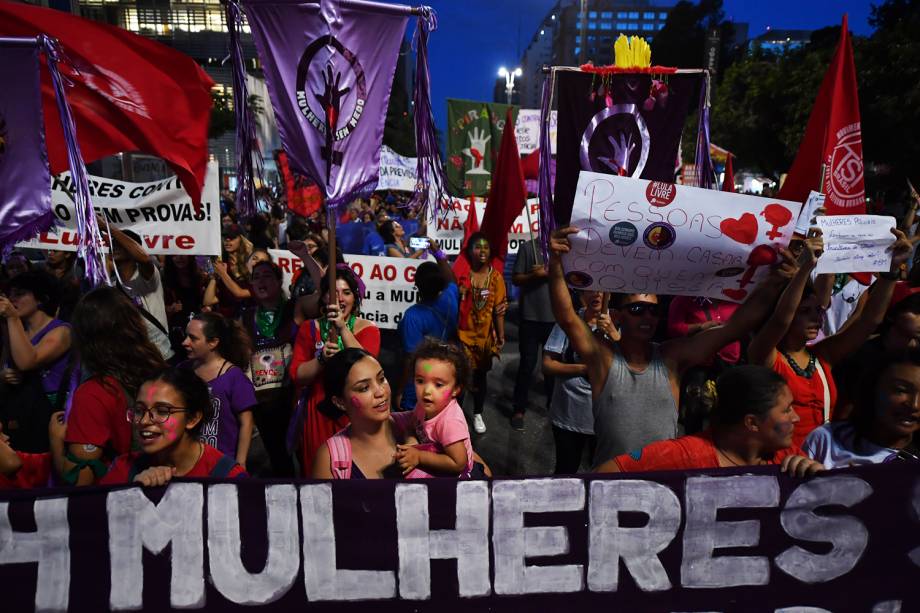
805, 352, 920, 467
597, 365, 825, 476
748, 228, 913, 447
99, 368, 246, 485
456, 232, 507, 434
290, 266, 381, 476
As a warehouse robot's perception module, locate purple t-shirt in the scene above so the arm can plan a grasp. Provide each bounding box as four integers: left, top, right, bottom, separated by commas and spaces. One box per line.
197, 365, 257, 457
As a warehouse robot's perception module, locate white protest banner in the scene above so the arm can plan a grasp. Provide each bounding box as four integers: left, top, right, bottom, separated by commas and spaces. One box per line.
562, 171, 802, 301
376, 145, 418, 192
514, 108, 557, 155
428, 197, 541, 256
815, 215, 896, 274
17, 161, 221, 255
269, 249, 420, 329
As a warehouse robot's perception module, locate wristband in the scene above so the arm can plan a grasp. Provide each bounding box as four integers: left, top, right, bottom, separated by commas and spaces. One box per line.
432, 249, 446, 260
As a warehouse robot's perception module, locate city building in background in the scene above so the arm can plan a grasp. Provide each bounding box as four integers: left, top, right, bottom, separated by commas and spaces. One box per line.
749, 27, 813, 53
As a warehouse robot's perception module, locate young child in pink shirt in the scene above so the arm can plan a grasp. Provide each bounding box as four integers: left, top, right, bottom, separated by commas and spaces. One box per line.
395, 338, 473, 478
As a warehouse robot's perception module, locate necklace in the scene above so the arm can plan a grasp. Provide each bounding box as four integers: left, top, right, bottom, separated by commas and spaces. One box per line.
470, 268, 491, 311
715, 446, 743, 467
782, 350, 816, 378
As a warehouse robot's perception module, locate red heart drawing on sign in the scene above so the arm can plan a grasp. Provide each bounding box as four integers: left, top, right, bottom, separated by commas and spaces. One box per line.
722, 288, 748, 301
720, 213, 758, 245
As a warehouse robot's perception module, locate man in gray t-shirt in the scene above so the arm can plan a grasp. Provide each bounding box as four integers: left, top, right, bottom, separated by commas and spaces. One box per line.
510, 238, 556, 430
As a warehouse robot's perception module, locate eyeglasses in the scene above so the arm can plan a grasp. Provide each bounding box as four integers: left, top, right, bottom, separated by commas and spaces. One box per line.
127, 403, 188, 424
621, 302, 661, 317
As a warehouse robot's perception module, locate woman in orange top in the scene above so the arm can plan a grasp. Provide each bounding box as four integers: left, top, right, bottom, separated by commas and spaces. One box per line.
456, 233, 506, 434
747, 229, 911, 446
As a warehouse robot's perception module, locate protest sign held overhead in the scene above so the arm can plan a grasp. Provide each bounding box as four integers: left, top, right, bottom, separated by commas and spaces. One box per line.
377, 145, 419, 192
18, 162, 221, 255
815, 215, 897, 274
561, 172, 801, 301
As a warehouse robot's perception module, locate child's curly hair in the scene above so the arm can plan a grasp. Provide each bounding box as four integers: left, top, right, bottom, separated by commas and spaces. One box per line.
411, 337, 471, 392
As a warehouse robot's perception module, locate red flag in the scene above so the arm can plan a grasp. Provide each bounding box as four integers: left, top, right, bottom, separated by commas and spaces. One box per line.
452, 195, 480, 279
480, 108, 527, 263
722, 155, 736, 193
0, 2, 214, 204
521, 148, 540, 181
777, 15, 864, 215
278, 150, 322, 218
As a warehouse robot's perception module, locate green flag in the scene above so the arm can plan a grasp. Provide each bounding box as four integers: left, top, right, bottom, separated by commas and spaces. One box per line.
446, 99, 518, 197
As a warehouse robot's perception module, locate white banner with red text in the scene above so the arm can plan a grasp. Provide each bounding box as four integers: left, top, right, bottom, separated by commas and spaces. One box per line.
427, 197, 541, 256
17, 162, 221, 255
269, 250, 422, 329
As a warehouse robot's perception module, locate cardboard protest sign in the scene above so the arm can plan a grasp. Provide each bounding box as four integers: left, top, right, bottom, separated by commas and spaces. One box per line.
269, 249, 423, 329
561, 172, 801, 301
794, 190, 826, 235
815, 215, 896, 274
17, 162, 221, 255
513, 108, 558, 156
428, 198, 541, 256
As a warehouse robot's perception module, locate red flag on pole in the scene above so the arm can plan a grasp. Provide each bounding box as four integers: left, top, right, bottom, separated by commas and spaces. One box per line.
480, 107, 527, 263
452, 195, 481, 279
722, 154, 736, 193
0, 2, 214, 204
777, 15, 864, 215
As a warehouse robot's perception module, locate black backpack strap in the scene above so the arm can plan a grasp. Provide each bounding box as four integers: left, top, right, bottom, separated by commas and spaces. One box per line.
116, 283, 170, 337
210, 454, 239, 478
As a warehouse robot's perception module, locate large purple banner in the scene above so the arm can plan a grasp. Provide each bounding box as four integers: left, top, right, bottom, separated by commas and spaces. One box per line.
0, 39, 55, 251
1, 464, 918, 611
242, 0, 409, 207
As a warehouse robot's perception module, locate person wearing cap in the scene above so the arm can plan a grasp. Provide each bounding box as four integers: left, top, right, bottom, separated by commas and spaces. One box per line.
548, 227, 793, 469
748, 228, 913, 447
106, 223, 174, 362
204, 223, 255, 318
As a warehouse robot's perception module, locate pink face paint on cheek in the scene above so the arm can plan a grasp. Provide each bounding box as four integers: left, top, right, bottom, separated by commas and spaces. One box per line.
161, 415, 181, 443
443, 389, 453, 402
350, 396, 362, 409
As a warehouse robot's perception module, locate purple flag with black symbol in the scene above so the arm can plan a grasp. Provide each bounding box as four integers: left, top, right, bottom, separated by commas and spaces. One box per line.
0, 40, 54, 251
242, 0, 410, 208
553, 70, 704, 224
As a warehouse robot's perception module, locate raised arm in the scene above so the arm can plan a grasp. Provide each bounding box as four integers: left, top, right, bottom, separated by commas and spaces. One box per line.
745, 239, 820, 366
814, 228, 912, 365
0, 300, 71, 371
428, 239, 456, 286
548, 227, 602, 371
107, 220, 155, 279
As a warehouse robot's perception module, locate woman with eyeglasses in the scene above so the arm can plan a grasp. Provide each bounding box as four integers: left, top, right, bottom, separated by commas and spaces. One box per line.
99, 368, 246, 486
747, 229, 912, 447
804, 351, 920, 468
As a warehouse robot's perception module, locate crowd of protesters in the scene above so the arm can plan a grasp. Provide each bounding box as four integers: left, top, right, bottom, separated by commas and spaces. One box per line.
1, 185, 918, 490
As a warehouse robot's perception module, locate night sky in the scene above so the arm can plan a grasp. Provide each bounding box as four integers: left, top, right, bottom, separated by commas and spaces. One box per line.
420, 0, 876, 131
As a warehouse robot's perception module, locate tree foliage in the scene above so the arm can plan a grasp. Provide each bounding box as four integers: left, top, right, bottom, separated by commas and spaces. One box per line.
710, 0, 920, 201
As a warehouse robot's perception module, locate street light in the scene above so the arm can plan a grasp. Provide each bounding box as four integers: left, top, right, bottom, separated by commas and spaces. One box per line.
498, 66, 522, 105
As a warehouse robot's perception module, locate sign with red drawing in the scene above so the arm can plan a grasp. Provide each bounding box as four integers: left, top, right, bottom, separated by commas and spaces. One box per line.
562, 171, 801, 301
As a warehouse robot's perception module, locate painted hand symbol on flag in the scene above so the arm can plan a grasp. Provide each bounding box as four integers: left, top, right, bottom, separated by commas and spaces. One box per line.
462, 127, 491, 175
598, 131, 636, 176
313, 65, 351, 135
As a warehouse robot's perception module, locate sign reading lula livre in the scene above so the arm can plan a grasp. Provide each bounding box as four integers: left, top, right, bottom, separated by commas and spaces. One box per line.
562, 172, 802, 301
269, 250, 424, 330
16, 162, 222, 256
1, 464, 918, 612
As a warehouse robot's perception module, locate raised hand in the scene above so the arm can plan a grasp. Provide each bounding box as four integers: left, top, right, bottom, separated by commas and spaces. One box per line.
549, 226, 579, 259
462, 127, 491, 175
598, 132, 636, 175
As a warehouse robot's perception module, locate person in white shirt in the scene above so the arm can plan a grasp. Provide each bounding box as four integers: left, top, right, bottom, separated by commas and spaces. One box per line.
805, 351, 920, 468
106, 225, 174, 362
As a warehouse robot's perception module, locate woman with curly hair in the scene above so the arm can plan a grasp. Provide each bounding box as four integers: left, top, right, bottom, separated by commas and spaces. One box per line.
456, 232, 506, 434
61, 287, 167, 485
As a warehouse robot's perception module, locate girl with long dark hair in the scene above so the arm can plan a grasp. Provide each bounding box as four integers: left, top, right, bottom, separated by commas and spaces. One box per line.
61, 287, 167, 485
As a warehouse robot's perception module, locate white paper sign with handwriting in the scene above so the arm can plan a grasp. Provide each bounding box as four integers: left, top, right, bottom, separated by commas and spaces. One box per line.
561, 171, 802, 301
814, 215, 896, 274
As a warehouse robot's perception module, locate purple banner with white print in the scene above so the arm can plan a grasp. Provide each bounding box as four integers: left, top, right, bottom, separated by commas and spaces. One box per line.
0, 39, 55, 251
2, 463, 919, 612
241, 0, 409, 207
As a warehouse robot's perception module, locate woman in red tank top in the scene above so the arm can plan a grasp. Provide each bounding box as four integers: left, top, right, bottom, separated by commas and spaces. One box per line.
748, 229, 911, 447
